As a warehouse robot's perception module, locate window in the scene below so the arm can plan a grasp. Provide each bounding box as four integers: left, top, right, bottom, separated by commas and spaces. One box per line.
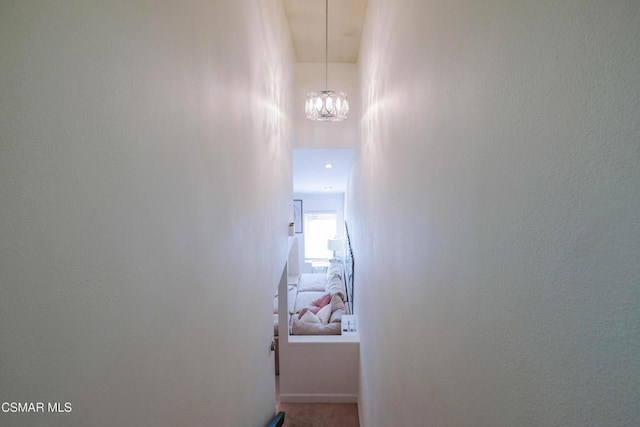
303, 211, 337, 261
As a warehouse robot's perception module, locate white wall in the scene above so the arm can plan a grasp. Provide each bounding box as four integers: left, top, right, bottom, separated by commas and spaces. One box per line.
0, 1, 293, 426
278, 238, 359, 404
294, 63, 359, 148
351, 1, 640, 426
279, 341, 359, 403
293, 193, 345, 273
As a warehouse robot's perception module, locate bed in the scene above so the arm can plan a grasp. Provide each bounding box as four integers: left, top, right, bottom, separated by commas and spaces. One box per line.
273, 221, 355, 336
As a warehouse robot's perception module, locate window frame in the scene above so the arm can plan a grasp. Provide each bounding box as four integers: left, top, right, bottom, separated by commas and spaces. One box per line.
303, 210, 338, 262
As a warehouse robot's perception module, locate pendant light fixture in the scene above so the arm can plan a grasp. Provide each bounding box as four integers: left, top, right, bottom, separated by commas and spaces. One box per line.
305, 0, 349, 121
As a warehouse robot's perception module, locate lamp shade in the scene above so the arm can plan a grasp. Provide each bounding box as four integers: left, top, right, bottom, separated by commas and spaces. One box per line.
306, 91, 349, 121
327, 238, 343, 252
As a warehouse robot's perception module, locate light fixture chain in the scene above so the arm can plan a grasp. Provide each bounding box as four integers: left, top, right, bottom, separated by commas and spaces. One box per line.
305, 0, 348, 121
325, 0, 328, 90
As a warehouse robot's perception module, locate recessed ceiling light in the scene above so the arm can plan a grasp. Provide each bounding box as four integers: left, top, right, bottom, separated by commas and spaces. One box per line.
324, 163, 333, 169
324, 186, 333, 191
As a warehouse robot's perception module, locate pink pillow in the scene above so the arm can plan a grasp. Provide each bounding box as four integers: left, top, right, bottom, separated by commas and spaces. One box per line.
297, 293, 331, 320
311, 293, 332, 308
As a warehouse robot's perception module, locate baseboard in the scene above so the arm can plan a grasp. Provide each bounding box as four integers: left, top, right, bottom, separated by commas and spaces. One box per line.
279, 393, 358, 403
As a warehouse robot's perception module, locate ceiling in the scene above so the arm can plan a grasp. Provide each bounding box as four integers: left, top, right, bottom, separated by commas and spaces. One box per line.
285, 1, 364, 194
293, 148, 355, 194
283, 0, 368, 63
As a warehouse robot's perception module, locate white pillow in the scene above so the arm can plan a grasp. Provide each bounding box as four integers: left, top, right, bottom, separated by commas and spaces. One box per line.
300, 310, 320, 323
329, 295, 346, 323
326, 263, 343, 279
326, 276, 346, 299
316, 303, 332, 324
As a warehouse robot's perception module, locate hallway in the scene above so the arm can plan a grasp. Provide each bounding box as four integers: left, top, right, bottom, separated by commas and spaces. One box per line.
1, 1, 638, 426
276, 376, 359, 427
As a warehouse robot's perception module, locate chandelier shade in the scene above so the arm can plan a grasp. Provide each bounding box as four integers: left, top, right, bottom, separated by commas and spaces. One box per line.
305, 90, 349, 121
305, 0, 349, 122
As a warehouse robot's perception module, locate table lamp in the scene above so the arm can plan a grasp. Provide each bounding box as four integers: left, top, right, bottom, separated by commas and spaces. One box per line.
327, 238, 343, 260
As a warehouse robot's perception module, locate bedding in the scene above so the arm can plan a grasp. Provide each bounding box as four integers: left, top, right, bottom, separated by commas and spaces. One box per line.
273, 261, 349, 336
326, 263, 343, 280
297, 273, 328, 292
297, 293, 331, 319
326, 276, 346, 300
273, 284, 298, 314
316, 303, 332, 324
291, 294, 346, 335
328, 294, 347, 323
294, 291, 329, 314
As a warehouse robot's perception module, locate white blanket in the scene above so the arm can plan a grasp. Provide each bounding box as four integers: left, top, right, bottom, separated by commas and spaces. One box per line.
326, 276, 346, 300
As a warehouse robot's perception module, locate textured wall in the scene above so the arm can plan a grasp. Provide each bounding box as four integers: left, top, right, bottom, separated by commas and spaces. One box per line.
351, 0, 640, 425
0, 1, 293, 425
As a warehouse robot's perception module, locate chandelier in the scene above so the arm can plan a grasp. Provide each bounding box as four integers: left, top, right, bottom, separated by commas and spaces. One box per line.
305, 0, 349, 121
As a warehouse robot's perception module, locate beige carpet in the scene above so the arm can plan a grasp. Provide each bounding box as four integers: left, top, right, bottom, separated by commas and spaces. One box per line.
276, 402, 359, 427
275, 376, 359, 427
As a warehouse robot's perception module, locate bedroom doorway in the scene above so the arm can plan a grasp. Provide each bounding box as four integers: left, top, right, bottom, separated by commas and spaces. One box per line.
272, 147, 358, 406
